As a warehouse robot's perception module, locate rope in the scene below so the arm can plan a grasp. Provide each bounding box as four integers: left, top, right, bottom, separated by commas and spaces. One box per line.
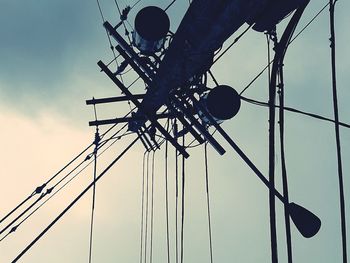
329, 1, 347, 262
204, 143, 214, 263
12, 136, 140, 262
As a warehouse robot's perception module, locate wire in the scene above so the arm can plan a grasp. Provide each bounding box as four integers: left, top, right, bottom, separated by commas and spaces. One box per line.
131, 0, 144, 9
180, 135, 185, 263
0, 157, 90, 236
204, 143, 214, 263
114, 0, 132, 45
165, 134, 171, 263
144, 152, 150, 263
208, 70, 219, 86
0, 129, 131, 243
12, 136, 140, 262
239, 61, 273, 95
240, 96, 350, 129
175, 121, 179, 263
0, 194, 46, 237
164, 0, 178, 12
127, 76, 142, 89
139, 151, 147, 263
267, 31, 278, 263
289, 2, 330, 45
0, 194, 34, 225
96, 0, 129, 87
96, 0, 120, 67
149, 151, 155, 263
240, 1, 333, 96
88, 126, 100, 263
277, 57, 293, 263
329, 1, 347, 262
0, 141, 94, 225
4, 108, 132, 226
213, 24, 253, 64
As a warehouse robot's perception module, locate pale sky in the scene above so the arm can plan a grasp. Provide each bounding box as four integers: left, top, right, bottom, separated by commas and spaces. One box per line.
0, 0, 349, 262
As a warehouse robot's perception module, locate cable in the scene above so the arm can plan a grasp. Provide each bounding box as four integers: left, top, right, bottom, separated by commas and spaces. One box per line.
180, 135, 185, 263
0, 194, 34, 225
174, 121, 179, 263
329, 1, 347, 262
149, 151, 155, 263
131, 0, 144, 10
240, 1, 333, 96
213, 24, 253, 64
0, 129, 131, 243
267, 30, 278, 263
95, 0, 119, 64
88, 124, 100, 263
204, 143, 214, 263
240, 96, 350, 129
239, 61, 273, 95
139, 151, 147, 263
0, 142, 93, 225
144, 152, 150, 263
12, 136, 140, 262
114, 0, 132, 44
165, 136, 171, 263
95, 0, 128, 87
0, 194, 46, 237
289, 2, 330, 45
208, 70, 219, 86
277, 57, 293, 263
268, 5, 309, 262
1, 107, 133, 227
164, 0, 177, 12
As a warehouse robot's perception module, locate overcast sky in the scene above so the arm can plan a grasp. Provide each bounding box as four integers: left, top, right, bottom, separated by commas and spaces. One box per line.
0, 0, 349, 262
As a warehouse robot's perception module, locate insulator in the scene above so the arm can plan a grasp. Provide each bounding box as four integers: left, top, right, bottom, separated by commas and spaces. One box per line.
133, 6, 170, 54
199, 85, 241, 124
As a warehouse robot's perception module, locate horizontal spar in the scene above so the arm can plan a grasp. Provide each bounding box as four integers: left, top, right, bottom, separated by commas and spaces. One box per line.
86, 95, 145, 105
89, 113, 171, 126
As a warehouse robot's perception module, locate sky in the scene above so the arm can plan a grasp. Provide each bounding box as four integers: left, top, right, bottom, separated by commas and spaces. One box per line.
0, 0, 349, 262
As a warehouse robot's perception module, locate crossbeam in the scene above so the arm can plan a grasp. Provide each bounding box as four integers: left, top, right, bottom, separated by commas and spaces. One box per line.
86, 95, 145, 105
173, 95, 226, 155
97, 60, 189, 158
89, 113, 170, 126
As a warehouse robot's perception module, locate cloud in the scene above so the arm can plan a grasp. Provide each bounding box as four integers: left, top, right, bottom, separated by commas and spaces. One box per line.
0, 0, 105, 116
